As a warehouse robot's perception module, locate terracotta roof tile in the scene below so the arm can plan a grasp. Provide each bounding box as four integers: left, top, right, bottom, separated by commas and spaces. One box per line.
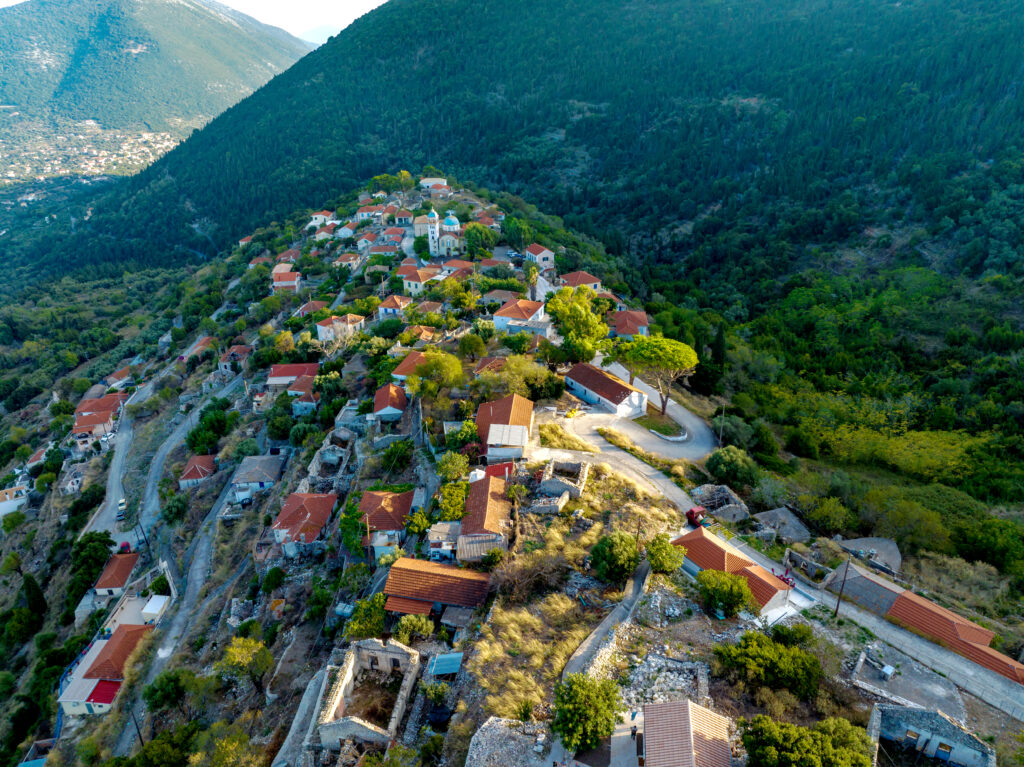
384, 557, 490, 609
268, 363, 319, 380
359, 490, 415, 532
672, 528, 789, 608
379, 294, 413, 311
613, 310, 649, 335
643, 699, 732, 767
475, 393, 534, 444
94, 553, 139, 590
462, 476, 511, 537
384, 595, 433, 614
181, 455, 216, 482
84, 625, 153, 679
392, 351, 426, 378
565, 363, 640, 405
374, 383, 408, 413
561, 270, 601, 287
494, 299, 543, 320
274, 493, 336, 542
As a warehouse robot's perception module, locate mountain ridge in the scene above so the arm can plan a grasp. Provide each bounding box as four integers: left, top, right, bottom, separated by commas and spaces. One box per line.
0, 0, 311, 130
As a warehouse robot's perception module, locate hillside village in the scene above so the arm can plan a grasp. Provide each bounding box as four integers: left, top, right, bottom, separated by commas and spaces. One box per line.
0, 172, 1022, 767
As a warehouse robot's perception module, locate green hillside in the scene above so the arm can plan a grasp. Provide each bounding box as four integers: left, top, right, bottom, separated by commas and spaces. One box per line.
12, 0, 1024, 281
0, 0, 310, 129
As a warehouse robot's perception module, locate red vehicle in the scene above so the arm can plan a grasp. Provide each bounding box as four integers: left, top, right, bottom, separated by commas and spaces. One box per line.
119, 542, 131, 553
686, 506, 710, 527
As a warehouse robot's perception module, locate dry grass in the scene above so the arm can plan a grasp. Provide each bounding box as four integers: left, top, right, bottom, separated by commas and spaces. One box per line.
538, 422, 599, 453
903, 552, 1024, 645
466, 594, 595, 718
596, 427, 698, 487
578, 463, 682, 535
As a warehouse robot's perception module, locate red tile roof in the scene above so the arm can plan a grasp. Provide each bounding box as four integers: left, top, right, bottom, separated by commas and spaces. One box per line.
274, 493, 336, 542
462, 476, 511, 537
85, 624, 153, 679
379, 294, 413, 311
443, 259, 474, 271
75, 392, 128, 415
272, 271, 301, 284
417, 301, 443, 314
219, 344, 252, 363
74, 412, 113, 431
565, 363, 640, 405
613, 310, 649, 336
494, 299, 543, 320
384, 557, 490, 609
672, 527, 790, 609
561, 270, 601, 287
277, 248, 300, 262
643, 699, 732, 767
94, 553, 139, 590
473, 357, 507, 375
359, 490, 415, 532
885, 591, 1024, 684
181, 455, 216, 482
374, 383, 408, 414
475, 393, 534, 443
268, 363, 319, 381
298, 300, 328, 315
526, 243, 552, 258
384, 595, 433, 615
392, 350, 426, 378
384, 227, 405, 235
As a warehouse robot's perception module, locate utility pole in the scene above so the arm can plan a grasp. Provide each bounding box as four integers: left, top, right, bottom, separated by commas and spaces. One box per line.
129, 707, 146, 748
833, 553, 852, 618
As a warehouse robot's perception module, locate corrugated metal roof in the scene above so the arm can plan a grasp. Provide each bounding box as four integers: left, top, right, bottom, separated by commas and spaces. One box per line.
427, 652, 464, 675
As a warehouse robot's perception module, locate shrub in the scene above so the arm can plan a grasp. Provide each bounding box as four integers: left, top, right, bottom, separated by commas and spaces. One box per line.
419, 681, 450, 705
344, 593, 386, 640
785, 427, 820, 459
696, 569, 757, 617
396, 614, 434, 645
381, 439, 414, 473
714, 631, 824, 700
742, 715, 871, 767
706, 445, 759, 487
437, 451, 469, 482
551, 673, 622, 751
438, 482, 468, 520
646, 533, 686, 573
591, 531, 639, 585
262, 566, 285, 593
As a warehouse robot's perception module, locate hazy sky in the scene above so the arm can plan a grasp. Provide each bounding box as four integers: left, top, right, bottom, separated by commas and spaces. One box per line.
0, 0, 388, 42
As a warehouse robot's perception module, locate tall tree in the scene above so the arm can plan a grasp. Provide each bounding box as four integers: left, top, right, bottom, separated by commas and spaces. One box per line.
546, 286, 608, 363
627, 336, 699, 414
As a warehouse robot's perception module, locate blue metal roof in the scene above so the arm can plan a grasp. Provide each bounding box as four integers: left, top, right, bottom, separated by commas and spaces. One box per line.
427, 652, 463, 676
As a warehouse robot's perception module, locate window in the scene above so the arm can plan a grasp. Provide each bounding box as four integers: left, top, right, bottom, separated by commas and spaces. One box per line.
905, 730, 920, 743
392, 658, 401, 670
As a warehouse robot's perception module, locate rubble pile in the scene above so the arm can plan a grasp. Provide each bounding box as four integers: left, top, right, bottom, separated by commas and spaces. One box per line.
635, 587, 696, 628
464, 717, 550, 767
618, 654, 711, 710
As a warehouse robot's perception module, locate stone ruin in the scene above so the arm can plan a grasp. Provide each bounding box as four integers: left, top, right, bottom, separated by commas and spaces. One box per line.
538, 460, 590, 499
690, 484, 750, 523
313, 639, 421, 749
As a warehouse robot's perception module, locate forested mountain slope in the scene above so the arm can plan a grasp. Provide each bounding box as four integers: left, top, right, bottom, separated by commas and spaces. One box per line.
11, 0, 1024, 284
0, 0, 310, 129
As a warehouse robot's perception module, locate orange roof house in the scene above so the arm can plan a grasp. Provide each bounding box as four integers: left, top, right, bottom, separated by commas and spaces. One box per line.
179, 455, 216, 488
672, 527, 791, 613
461, 476, 511, 537
94, 553, 140, 593
886, 590, 1024, 685
493, 299, 544, 321
475, 393, 534, 446
85, 625, 153, 679
374, 383, 408, 420
391, 350, 426, 381
383, 557, 490, 614
642, 699, 732, 767
611, 310, 650, 338
560, 270, 602, 290
273, 493, 337, 547
359, 490, 416, 534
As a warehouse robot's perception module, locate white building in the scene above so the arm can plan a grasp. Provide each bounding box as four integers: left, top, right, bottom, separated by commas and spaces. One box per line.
563, 363, 647, 418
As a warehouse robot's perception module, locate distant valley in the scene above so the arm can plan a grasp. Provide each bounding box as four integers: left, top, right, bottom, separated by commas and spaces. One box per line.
0, 0, 311, 183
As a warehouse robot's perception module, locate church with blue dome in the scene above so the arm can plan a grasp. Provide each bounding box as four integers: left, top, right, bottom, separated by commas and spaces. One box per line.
427, 207, 466, 257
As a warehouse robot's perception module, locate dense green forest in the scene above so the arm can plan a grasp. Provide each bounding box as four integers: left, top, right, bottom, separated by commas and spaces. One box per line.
8, 0, 1024, 281
0, 0, 309, 130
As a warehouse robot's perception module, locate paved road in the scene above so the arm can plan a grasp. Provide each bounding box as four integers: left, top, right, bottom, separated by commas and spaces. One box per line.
598, 357, 718, 461
113, 477, 241, 756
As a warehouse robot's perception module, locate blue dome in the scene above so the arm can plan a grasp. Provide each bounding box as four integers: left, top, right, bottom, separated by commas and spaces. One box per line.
443, 215, 460, 227
427, 209, 438, 219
